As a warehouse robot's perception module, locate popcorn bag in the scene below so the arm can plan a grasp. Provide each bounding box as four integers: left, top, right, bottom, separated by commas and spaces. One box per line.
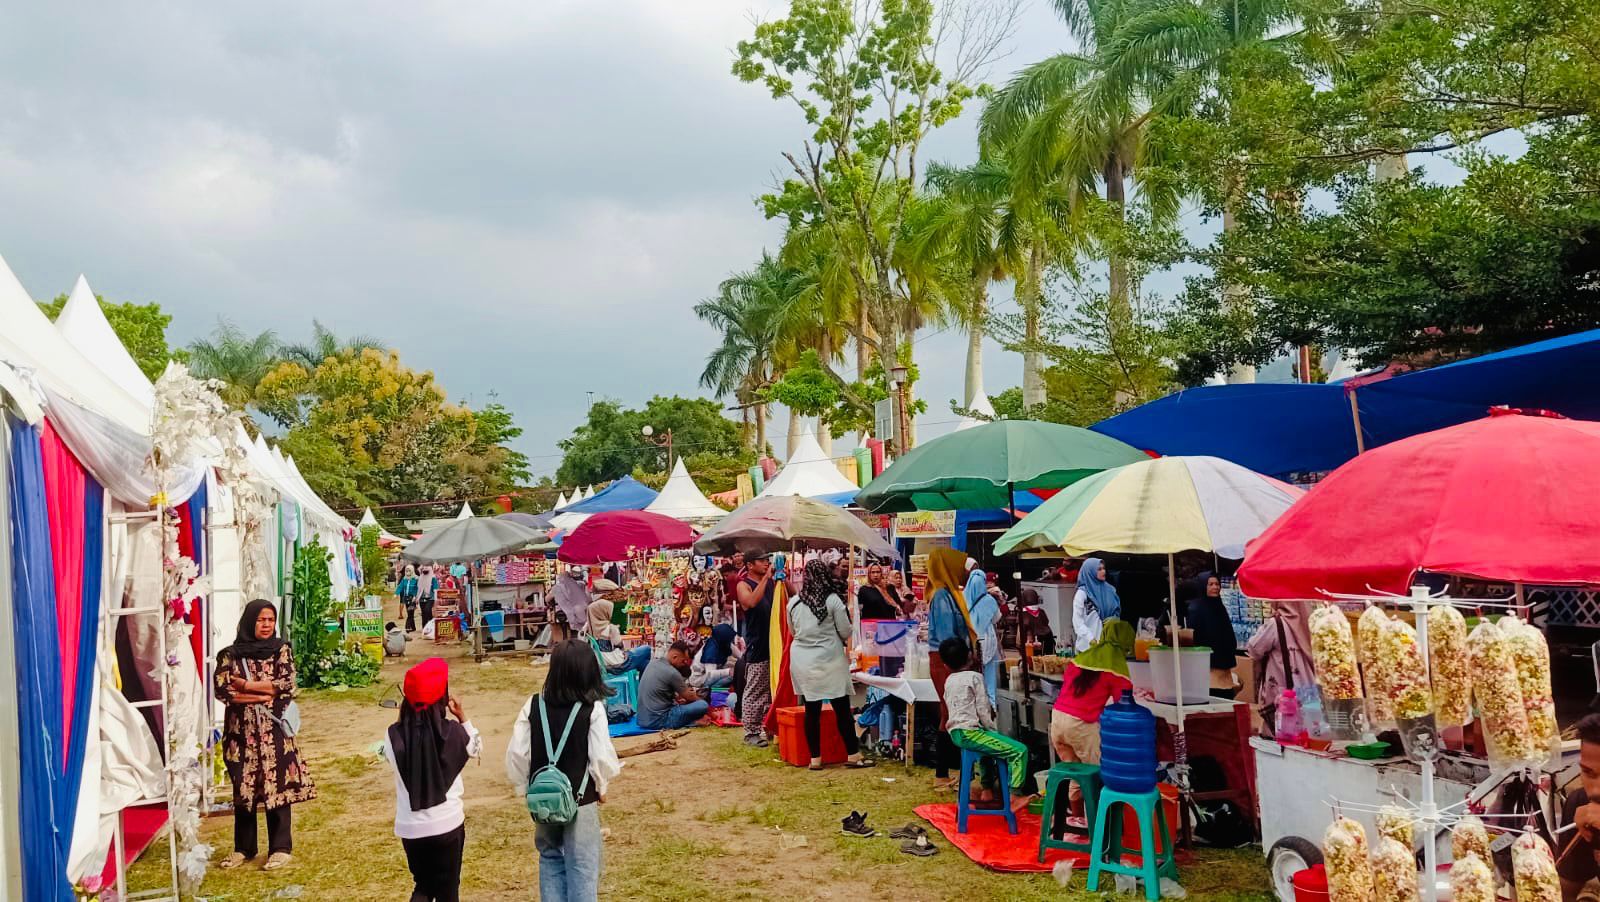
1511, 832, 1559, 902
1449, 853, 1496, 902
1428, 604, 1473, 728
1323, 816, 1376, 902
1467, 619, 1538, 765
1359, 605, 1398, 728
1381, 617, 1438, 760
1310, 605, 1367, 738
1452, 816, 1492, 865
1375, 806, 1414, 849
1503, 617, 1558, 759
1371, 836, 1420, 902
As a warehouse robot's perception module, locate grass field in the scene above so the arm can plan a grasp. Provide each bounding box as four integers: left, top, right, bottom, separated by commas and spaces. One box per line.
130, 642, 1274, 901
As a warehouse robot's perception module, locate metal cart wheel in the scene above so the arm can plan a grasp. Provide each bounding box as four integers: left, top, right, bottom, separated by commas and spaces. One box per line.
1266, 836, 1322, 901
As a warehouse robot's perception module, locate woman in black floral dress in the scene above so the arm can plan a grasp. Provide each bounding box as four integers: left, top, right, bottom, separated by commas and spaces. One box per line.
213, 599, 316, 871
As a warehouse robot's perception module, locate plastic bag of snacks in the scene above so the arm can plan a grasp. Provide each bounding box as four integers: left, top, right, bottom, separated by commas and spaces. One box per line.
1323, 816, 1376, 901
1310, 605, 1361, 700
1468, 619, 1538, 764
1371, 836, 1420, 902
1375, 806, 1414, 849
1359, 605, 1397, 726
1512, 832, 1559, 902
1428, 604, 1472, 728
1452, 816, 1491, 864
1381, 617, 1433, 720
1503, 617, 1558, 757
1450, 853, 1496, 902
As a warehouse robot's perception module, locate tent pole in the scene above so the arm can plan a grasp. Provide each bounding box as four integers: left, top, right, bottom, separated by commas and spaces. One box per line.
1010, 482, 1033, 736
1348, 389, 1367, 455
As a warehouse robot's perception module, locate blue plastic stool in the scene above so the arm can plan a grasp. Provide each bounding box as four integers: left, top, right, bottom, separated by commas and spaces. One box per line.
1086, 786, 1176, 901
1037, 761, 1103, 861
604, 669, 639, 708
956, 747, 1019, 835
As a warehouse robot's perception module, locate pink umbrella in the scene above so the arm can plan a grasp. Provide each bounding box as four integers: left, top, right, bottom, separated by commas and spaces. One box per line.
556, 510, 697, 564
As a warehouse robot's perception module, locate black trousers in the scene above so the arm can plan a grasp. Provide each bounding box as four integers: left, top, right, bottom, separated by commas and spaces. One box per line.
803, 696, 860, 760
402, 595, 419, 631
402, 824, 466, 902
234, 805, 291, 858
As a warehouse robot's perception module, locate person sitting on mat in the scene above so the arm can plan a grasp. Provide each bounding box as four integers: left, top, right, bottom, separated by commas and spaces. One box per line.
940, 637, 1030, 810
636, 641, 709, 731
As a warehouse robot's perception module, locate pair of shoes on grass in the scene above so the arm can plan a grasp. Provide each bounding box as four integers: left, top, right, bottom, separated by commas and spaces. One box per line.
841, 810, 876, 838
885, 821, 937, 856
219, 851, 292, 870
744, 735, 769, 748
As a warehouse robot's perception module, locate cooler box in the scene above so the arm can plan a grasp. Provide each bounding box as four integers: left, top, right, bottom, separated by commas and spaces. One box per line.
775, 705, 849, 767
1118, 782, 1180, 855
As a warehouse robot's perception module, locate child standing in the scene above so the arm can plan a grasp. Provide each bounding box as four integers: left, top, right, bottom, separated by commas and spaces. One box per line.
940, 637, 1030, 807
383, 657, 481, 902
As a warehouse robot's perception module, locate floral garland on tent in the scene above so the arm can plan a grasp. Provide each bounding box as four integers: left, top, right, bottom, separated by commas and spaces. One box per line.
149, 363, 240, 894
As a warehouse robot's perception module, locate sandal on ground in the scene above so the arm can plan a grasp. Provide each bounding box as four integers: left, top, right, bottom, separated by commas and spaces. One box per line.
263, 852, 292, 871
808, 761, 824, 771
888, 823, 928, 840
218, 852, 250, 870
901, 835, 938, 857
845, 757, 876, 769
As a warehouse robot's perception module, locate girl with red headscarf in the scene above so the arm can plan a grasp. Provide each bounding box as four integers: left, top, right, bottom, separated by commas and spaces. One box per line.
383, 657, 481, 902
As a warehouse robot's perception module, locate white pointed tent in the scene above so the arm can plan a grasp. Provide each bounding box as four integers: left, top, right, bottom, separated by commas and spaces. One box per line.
645, 458, 728, 523
955, 372, 997, 431
554, 491, 571, 511
456, 501, 474, 520
56, 276, 156, 408
358, 507, 403, 544
758, 433, 861, 499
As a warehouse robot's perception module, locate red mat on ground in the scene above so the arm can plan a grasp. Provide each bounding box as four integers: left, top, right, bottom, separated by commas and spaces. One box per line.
100, 804, 168, 888
914, 803, 1090, 873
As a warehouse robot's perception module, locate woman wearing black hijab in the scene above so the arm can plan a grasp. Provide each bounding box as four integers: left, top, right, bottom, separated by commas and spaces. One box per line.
213, 599, 317, 870
384, 657, 480, 902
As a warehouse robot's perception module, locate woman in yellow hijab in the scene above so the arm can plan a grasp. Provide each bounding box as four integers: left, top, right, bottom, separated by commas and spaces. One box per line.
924, 547, 980, 787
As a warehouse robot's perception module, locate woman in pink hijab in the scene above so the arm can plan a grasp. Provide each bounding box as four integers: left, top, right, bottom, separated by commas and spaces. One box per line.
1246, 599, 1315, 737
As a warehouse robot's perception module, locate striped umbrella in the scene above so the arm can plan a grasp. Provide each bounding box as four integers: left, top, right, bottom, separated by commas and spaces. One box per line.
993, 456, 1303, 749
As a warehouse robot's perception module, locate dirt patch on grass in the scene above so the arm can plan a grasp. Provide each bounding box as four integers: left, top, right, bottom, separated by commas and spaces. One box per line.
131, 638, 1271, 900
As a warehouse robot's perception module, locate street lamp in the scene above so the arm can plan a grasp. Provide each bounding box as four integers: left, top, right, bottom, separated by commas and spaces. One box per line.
641, 424, 673, 470
889, 365, 912, 456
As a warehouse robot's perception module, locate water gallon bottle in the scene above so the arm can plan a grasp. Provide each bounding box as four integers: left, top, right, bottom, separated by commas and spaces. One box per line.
1098, 690, 1158, 794
1275, 688, 1308, 747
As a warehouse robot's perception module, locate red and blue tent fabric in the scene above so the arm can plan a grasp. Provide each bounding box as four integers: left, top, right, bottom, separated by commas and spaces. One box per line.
1092, 327, 1600, 476
10, 416, 102, 900
558, 476, 659, 514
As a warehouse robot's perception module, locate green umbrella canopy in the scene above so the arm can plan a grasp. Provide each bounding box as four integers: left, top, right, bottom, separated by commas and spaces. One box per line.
855, 419, 1148, 513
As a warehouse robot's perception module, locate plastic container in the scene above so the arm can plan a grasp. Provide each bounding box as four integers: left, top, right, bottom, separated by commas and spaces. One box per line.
866, 620, 917, 657
1147, 646, 1213, 705
1099, 690, 1158, 793
1346, 741, 1392, 760
1275, 688, 1308, 747
1126, 659, 1153, 698
1291, 864, 1331, 901
775, 705, 848, 766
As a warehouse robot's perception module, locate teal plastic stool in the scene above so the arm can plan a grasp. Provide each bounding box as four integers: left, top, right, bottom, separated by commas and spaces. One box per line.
1036, 762, 1102, 861
956, 748, 1018, 834
1086, 787, 1176, 901
604, 669, 639, 708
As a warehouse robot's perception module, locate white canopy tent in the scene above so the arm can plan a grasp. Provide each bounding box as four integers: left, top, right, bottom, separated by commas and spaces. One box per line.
358, 507, 403, 544
757, 433, 860, 499
456, 501, 474, 520
554, 491, 571, 511
55, 276, 156, 409
645, 459, 727, 523
954, 372, 997, 432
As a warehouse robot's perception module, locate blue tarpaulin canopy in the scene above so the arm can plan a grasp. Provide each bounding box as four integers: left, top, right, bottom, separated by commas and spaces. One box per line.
559, 475, 659, 514
1092, 327, 1600, 476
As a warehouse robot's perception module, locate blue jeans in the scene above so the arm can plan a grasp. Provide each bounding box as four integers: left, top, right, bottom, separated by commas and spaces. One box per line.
608, 646, 652, 676
535, 802, 601, 901
640, 699, 709, 731
982, 659, 999, 702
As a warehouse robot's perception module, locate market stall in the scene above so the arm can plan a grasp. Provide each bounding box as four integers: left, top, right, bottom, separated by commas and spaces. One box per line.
401, 514, 543, 659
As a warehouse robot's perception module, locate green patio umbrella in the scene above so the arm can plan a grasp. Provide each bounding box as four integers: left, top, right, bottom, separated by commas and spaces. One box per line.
854, 419, 1148, 513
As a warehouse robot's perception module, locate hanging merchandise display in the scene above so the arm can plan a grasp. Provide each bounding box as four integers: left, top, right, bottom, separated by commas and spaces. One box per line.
1358, 605, 1397, 728
1511, 832, 1559, 902
1370, 836, 1419, 902
1451, 816, 1491, 864
1375, 806, 1414, 849
1428, 604, 1472, 728
1379, 617, 1436, 759
1466, 618, 1538, 765
1309, 604, 1364, 737
1503, 617, 1558, 756
1448, 853, 1494, 902
1322, 816, 1376, 901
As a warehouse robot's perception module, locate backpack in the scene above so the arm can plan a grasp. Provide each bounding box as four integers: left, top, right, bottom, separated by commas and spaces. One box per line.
525, 696, 590, 824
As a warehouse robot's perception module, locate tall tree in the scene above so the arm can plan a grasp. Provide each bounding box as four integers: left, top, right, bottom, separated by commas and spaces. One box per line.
187, 320, 281, 412
695, 255, 798, 452
38, 294, 187, 381
280, 320, 385, 370
556, 396, 747, 487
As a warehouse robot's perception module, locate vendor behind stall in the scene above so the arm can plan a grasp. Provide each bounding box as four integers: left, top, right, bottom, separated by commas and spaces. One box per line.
1164, 572, 1240, 699
1558, 715, 1600, 900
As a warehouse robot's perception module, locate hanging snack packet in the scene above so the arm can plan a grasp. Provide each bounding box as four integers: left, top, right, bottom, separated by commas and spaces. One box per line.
1512, 832, 1559, 902
1381, 617, 1433, 720
1371, 835, 1420, 902
1450, 853, 1496, 902
1324, 816, 1376, 902
1429, 604, 1472, 728
1468, 619, 1537, 764
1310, 605, 1361, 700
1453, 816, 1492, 864
1503, 617, 1558, 756
1376, 806, 1414, 849
1359, 605, 1397, 726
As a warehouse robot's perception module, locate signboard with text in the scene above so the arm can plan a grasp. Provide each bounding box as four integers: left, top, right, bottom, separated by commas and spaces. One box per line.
894, 510, 957, 538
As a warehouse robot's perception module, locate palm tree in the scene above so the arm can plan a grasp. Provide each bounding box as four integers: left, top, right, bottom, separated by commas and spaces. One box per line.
980, 0, 1184, 337
695, 255, 791, 453
281, 320, 385, 370
187, 320, 281, 411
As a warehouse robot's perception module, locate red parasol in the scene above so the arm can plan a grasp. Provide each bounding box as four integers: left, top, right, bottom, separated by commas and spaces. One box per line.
1238, 408, 1600, 599
556, 510, 697, 565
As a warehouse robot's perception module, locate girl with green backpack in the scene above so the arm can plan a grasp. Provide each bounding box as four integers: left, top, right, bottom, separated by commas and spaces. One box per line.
506, 639, 623, 901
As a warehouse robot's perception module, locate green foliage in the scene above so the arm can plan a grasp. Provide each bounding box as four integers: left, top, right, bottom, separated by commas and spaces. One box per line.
557, 395, 745, 487
186, 320, 281, 412
289, 539, 339, 689
356, 526, 387, 596
39, 294, 188, 381
321, 638, 380, 688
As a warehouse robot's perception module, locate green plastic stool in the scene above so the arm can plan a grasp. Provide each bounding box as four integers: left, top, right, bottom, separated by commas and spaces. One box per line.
1036, 762, 1102, 862
1085, 787, 1176, 901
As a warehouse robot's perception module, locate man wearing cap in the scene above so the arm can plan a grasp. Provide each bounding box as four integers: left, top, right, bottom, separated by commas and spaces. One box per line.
735, 551, 786, 747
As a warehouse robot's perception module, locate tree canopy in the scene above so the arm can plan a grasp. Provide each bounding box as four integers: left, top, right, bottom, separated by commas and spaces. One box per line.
556, 395, 748, 487
38, 294, 187, 381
